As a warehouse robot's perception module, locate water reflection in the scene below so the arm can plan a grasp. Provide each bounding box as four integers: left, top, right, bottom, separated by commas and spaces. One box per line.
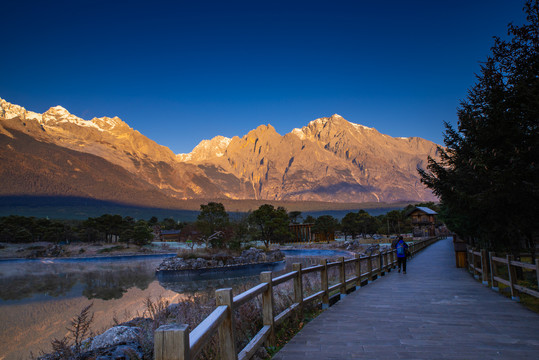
81, 267, 154, 300
0, 250, 352, 360
0, 257, 165, 302
157, 261, 286, 294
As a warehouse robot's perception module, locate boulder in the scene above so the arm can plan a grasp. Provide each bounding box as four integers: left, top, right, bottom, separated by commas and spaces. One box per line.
89, 326, 142, 351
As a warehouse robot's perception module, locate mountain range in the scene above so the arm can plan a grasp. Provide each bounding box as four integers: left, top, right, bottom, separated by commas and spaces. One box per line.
0, 98, 440, 210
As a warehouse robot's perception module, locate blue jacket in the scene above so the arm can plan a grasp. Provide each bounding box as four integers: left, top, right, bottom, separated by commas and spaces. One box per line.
395, 239, 408, 258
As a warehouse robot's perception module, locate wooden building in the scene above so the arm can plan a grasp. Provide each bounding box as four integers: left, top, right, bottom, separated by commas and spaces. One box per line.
407, 207, 438, 237
160, 229, 181, 242
289, 223, 313, 243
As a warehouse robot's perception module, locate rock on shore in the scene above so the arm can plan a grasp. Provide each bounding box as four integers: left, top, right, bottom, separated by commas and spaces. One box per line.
156, 248, 285, 271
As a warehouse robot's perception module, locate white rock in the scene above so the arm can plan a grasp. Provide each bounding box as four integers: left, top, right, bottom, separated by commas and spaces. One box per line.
89, 326, 142, 351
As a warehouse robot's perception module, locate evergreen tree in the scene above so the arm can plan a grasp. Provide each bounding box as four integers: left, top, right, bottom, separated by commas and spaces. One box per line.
341, 212, 359, 240
313, 215, 339, 242
419, 0, 539, 256
248, 204, 292, 248
196, 202, 230, 248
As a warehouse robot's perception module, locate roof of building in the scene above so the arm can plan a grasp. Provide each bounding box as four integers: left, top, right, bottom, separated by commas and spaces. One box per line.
161, 229, 181, 235
414, 207, 438, 215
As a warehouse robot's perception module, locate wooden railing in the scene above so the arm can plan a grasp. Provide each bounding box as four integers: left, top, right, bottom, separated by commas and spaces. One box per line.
467, 248, 539, 301
154, 237, 441, 360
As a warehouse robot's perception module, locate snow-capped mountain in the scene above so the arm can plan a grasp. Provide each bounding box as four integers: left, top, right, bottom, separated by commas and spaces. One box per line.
177, 136, 232, 162
0, 98, 439, 208
181, 114, 440, 202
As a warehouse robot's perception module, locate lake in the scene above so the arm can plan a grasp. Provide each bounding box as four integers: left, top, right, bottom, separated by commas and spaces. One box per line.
0, 249, 351, 360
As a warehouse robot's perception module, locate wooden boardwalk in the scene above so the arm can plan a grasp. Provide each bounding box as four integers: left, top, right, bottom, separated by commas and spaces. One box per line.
273, 238, 539, 359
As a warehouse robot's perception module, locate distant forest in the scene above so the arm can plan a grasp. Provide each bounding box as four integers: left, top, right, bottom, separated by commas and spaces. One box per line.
0, 195, 408, 221
0, 200, 440, 246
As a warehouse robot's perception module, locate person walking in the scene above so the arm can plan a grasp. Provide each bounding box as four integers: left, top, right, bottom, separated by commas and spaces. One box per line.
394, 235, 409, 274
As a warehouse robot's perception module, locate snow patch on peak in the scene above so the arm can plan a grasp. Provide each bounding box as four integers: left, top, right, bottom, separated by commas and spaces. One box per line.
49, 105, 70, 114
177, 135, 232, 161
214, 135, 232, 149
291, 128, 306, 140
92, 116, 127, 131
308, 117, 328, 127
351, 122, 374, 131
177, 152, 192, 161
26, 111, 42, 121
43, 107, 103, 131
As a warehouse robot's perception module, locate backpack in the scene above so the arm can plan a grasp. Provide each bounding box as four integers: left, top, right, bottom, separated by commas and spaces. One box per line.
396, 241, 405, 256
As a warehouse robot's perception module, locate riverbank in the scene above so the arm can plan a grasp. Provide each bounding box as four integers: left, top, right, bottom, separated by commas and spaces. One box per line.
0, 237, 380, 261
0, 241, 174, 260
2, 240, 361, 360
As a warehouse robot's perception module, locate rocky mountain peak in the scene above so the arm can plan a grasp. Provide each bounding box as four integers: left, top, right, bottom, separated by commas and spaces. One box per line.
1, 98, 440, 204
46, 105, 70, 116
177, 135, 232, 162
41, 105, 102, 131
0, 98, 40, 121
245, 124, 279, 139
91, 116, 129, 132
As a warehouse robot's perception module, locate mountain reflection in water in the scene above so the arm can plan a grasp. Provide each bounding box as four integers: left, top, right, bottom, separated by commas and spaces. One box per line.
0, 250, 351, 360
0, 258, 161, 302
157, 260, 286, 294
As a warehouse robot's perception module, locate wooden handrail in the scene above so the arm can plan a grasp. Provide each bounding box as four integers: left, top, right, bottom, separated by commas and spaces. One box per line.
154, 236, 441, 360
328, 283, 341, 293
274, 303, 300, 326
510, 260, 536, 271
237, 325, 271, 360
304, 290, 325, 304
233, 283, 268, 308
469, 247, 539, 302
301, 264, 324, 274
491, 256, 508, 264
190, 305, 228, 359
272, 270, 297, 286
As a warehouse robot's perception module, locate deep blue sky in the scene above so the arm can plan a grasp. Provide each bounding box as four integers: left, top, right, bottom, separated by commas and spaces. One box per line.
1, 0, 527, 154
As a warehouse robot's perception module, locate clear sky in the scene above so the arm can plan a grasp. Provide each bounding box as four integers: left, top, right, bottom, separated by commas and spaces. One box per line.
1, 0, 527, 154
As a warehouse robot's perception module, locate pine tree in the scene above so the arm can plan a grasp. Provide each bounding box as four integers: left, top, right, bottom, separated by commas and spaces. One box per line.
419, 0, 539, 256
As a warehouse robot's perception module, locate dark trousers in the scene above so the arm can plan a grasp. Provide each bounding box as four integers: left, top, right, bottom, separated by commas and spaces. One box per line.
397, 256, 407, 272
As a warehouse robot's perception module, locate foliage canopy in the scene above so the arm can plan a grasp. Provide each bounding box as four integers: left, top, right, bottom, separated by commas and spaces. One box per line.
419, 0, 539, 254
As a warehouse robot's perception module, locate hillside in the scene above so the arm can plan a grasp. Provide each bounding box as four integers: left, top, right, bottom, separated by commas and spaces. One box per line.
0, 98, 439, 208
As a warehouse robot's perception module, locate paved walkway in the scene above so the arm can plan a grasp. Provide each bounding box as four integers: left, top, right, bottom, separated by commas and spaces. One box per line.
273, 238, 539, 359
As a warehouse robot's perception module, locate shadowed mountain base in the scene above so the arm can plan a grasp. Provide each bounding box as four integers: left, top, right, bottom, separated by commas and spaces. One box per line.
273, 238, 539, 359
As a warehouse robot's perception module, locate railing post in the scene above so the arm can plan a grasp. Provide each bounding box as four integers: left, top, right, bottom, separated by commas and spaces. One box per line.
378, 251, 383, 277
536, 259, 539, 292
489, 251, 499, 291
320, 259, 329, 309
481, 249, 489, 285
154, 324, 190, 360
292, 263, 303, 320
384, 251, 390, 273
260, 271, 275, 346
354, 254, 361, 289
506, 255, 519, 302
473, 251, 480, 280
339, 257, 346, 298
215, 288, 237, 360
367, 254, 373, 283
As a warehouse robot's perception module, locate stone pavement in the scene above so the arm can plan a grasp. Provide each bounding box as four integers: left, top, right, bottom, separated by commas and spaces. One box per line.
273, 238, 539, 359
